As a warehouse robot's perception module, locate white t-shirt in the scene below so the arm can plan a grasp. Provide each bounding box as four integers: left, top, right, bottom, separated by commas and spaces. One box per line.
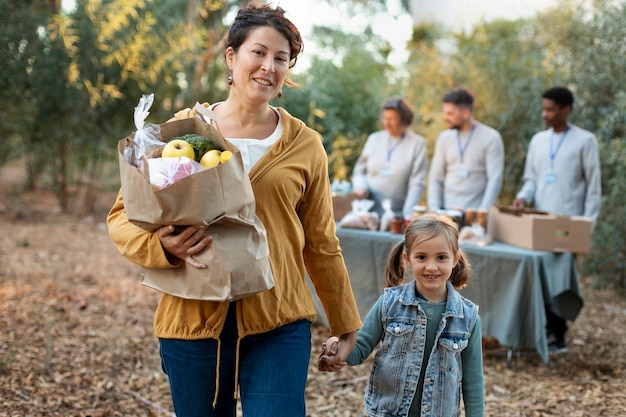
211, 104, 283, 173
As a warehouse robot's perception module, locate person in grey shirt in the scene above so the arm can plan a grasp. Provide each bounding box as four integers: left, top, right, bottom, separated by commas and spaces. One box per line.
513, 86, 602, 354
352, 97, 427, 219
427, 87, 504, 211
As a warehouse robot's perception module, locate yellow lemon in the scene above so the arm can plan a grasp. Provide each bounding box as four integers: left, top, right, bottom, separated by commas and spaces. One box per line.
220, 150, 233, 164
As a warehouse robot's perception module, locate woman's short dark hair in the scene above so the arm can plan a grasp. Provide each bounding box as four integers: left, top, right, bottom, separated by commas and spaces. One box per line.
542, 86, 574, 109
226, 3, 303, 69
381, 97, 414, 126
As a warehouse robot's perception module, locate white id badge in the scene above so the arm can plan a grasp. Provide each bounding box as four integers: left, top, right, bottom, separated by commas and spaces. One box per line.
544, 172, 557, 184
381, 167, 394, 176
456, 168, 469, 178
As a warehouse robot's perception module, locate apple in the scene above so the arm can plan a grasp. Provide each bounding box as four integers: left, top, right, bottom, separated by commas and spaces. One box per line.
200, 149, 222, 168
162, 139, 195, 160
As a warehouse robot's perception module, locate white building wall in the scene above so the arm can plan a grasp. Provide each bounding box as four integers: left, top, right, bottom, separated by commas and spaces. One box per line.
409, 0, 561, 32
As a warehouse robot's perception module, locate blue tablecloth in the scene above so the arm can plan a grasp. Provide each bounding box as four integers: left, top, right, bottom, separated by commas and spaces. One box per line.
311, 227, 582, 364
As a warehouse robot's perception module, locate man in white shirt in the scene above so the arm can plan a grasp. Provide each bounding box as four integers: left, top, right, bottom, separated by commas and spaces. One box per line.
427, 87, 504, 211
513, 86, 602, 354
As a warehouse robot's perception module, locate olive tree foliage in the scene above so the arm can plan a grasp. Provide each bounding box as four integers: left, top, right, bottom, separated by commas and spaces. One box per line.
564, 0, 626, 287
0, 1, 55, 174
496, 0, 626, 287
401, 23, 454, 156
0, 0, 237, 213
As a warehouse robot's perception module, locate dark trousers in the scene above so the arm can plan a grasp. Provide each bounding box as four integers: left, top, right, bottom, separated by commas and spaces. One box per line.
546, 308, 568, 341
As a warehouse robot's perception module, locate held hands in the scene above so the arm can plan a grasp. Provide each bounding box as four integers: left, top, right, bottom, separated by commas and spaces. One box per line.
158, 224, 212, 269
318, 330, 358, 372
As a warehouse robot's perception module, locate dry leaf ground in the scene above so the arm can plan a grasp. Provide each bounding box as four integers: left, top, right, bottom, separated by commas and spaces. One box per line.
1, 164, 625, 416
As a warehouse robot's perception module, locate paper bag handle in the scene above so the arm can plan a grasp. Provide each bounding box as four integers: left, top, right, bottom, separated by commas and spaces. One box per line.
193, 102, 219, 125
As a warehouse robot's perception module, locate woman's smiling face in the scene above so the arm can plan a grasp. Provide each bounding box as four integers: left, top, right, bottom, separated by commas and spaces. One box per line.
226, 26, 291, 103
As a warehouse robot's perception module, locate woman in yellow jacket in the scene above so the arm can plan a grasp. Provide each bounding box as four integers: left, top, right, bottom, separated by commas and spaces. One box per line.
107, 4, 361, 416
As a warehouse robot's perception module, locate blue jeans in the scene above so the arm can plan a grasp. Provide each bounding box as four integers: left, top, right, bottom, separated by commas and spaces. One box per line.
159, 304, 312, 417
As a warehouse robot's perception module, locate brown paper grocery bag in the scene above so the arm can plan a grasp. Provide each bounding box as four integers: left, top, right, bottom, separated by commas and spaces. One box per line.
117, 115, 274, 301
141, 214, 274, 301
118, 117, 256, 231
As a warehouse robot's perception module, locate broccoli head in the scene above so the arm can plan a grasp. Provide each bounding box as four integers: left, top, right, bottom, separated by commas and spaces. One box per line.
174, 134, 224, 162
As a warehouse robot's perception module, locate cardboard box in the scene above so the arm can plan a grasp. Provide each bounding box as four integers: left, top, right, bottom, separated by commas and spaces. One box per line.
487, 205, 592, 254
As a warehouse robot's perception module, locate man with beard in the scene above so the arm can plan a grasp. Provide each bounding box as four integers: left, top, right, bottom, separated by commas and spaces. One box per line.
427, 87, 505, 211
513, 86, 601, 354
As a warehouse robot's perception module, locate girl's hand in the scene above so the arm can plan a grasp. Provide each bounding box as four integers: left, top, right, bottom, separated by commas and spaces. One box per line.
318, 331, 357, 372
158, 225, 212, 269
318, 336, 343, 372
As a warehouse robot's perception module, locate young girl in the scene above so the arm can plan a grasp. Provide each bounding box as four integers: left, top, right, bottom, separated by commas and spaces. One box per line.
319, 213, 484, 416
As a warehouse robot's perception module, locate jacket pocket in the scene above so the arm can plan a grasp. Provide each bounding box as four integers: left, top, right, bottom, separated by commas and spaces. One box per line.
439, 336, 468, 352
438, 336, 468, 373
381, 321, 414, 357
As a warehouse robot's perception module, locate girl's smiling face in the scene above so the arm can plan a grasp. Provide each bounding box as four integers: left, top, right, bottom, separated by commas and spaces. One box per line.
402, 235, 460, 302
226, 26, 291, 104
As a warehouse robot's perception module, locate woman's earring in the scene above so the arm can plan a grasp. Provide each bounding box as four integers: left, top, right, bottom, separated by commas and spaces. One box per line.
278, 89, 283, 98
227, 75, 233, 86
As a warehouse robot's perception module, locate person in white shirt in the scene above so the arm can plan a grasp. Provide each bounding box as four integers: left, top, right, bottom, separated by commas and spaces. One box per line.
427, 87, 504, 211
352, 97, 427, 220
513, 86, 602, 354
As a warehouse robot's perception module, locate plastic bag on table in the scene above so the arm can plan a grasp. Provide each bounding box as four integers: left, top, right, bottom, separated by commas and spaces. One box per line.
338, 199, 380, 231
459, 223, 493, 247
379, 198, 395, 232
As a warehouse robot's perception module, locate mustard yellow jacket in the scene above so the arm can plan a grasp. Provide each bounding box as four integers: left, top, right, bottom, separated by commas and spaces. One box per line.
107, 107, 362, 340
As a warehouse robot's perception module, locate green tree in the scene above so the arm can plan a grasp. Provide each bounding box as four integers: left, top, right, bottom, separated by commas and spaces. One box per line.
402, 23, 452, 154
0, 1, 55, 171
281, 25, 395, 181
1, 0, 238, 213
400, 1, 625, 288
449, 18, 553, 202
563, 0, 626, 287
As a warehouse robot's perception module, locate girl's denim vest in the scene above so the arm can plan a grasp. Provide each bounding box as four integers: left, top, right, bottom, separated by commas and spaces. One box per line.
364, 280, 479, 417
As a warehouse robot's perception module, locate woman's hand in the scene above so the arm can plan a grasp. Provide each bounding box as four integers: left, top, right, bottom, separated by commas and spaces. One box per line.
158, 225, 212, 269
318, 330, 358, 372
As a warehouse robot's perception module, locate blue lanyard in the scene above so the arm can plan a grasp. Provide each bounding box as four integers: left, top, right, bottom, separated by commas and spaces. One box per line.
456, 124, 476, 164
549, 126, 569, 167
387, 134, 405, 162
